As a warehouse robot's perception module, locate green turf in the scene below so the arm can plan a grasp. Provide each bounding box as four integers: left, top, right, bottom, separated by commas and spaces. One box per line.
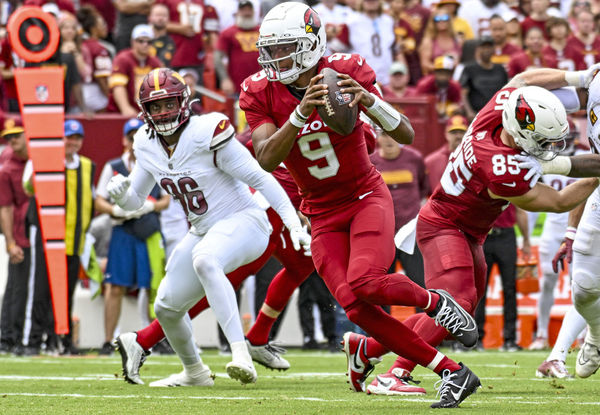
0, 348, 598, 414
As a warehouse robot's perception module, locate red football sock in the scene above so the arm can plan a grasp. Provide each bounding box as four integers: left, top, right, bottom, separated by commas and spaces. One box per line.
246, 311, 277, 345
433, 356, 461, 375
136, 319, 165, 350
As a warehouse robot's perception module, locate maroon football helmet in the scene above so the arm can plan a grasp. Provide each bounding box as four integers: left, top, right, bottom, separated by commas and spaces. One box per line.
138, 68, 191, 136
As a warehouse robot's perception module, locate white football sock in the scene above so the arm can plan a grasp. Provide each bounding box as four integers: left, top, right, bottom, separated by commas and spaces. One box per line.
548, 306, 587, 362
231, 341, 253, 365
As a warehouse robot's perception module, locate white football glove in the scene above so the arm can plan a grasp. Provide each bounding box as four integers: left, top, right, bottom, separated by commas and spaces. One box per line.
514, 153, 542, 188
111, 205, 129, 218
129, 200, 155, 218
107, 174, 131, 203
289, 225, 312, 256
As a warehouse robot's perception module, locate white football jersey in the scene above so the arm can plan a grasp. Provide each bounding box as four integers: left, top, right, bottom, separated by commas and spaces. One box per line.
133, 113, 258, 235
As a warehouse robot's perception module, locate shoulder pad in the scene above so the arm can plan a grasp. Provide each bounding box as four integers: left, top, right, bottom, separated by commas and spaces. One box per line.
240, 70, 270, 94
205, 113, 235, 151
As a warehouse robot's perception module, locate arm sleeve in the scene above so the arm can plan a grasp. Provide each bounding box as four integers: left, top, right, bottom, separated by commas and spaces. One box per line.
551, 87, 581, 114
216, 138, 302, 230
118, 164, 157, 210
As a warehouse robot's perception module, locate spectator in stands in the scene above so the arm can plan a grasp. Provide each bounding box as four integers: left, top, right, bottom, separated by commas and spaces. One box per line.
347, 0, 397, 86
388, 0, 421, 86
113, 0, 152, 52
521, 0, 553, 40
370, 129, 428, 288
0, 118, 31, 355
0, 39, 17, 112
94, 118, 170, 355
419, 9, 462, 75
214, 0, 261, 98
566, 9, 600, 67
505, 15, 524, 48
473, 205, 530, 352
424, 114, 467, 192
77, 5, 113, 113
158, 0, 219, 77
460, 35, 508, 120
567, 0, 592, 32
415, 55, 462, 119
107, 24, 161, 117
508, 27, 557, 78
543, 17, 586, 71
81, 0, 117, 41
435, 0, 474, 42
60, 13, 91, 81
381, 61, 415, 100
489, 14, 522, 68
148, 3, 175, 67
458, 0, 515, 37
402, 0, 431, 46
313, 0, 354, 54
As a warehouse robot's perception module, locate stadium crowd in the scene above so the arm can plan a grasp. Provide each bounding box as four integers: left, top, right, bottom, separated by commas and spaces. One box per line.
1, 0, 600, 408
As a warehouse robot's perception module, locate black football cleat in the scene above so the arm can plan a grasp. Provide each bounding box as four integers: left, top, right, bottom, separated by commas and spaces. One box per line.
431, 363, 480, 409
427, 289, 478, 347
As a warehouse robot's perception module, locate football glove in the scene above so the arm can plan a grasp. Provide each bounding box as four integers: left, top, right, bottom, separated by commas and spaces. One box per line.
289, 225, 311, 256
552, 227, 576, 273
107, 174, 131, 203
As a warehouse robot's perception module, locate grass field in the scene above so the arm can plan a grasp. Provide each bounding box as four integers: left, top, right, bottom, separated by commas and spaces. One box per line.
0, 347, 598, 414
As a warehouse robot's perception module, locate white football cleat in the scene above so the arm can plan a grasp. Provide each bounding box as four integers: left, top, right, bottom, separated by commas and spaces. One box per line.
576, 334, 600, 378
366, 368, 426, 395
149, 368, 214, 387
226, 360, 257, 384
116, 332, 150, 385
536, 360, 573, 379
246, 339, 290, 371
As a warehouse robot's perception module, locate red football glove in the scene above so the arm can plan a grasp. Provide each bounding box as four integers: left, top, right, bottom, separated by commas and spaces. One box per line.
552, 227, 576, 273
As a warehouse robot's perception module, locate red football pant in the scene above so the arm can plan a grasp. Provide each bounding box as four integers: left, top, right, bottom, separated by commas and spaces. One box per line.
136, 208, 314, 350
309, 183, 446, 369
369, 218, 488, 370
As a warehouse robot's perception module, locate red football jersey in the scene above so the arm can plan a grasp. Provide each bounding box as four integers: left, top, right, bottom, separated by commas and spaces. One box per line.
542, 44, 586, 71
239, 53, 382, 216
507, 51, 558, 78
216, 25, 261, 94
566, 34, 600, 67
419, 87, 532, 242
82, 38, 112, 82
491, 42, 522, 68
0, 38, 20, 101
157, 0, 219, 67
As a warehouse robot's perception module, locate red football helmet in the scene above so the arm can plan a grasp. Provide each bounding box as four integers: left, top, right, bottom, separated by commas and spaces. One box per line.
138, 68, 191, 136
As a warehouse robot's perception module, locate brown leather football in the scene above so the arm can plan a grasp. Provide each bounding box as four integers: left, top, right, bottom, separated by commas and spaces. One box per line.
316, 67, 358, 135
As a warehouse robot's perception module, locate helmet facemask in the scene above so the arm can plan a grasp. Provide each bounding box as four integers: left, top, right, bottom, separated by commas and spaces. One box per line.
142, 93, 190, 136
515, 130, 567, 161
258, 36, 318, 84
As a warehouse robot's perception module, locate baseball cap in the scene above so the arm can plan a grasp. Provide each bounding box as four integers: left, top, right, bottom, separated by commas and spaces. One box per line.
1, 117, 24, 138
131, 24, 154, 40
433, 55, 455, 71
64, 119, 84, 137
390, 61, 408, 75
478, 35, 494, 46
42, 3, 60, 17
446, 115, 468, 132
238, 0, 253, 8
435, 0, 460, 7
123, 118, 144, 136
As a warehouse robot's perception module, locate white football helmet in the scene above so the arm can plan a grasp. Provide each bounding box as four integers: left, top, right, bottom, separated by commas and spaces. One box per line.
502, 86, 568, 160
257, 2, 327, 84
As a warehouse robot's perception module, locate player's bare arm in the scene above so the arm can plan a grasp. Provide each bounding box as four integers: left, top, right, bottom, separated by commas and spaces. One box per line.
337, 73, 414, 145
253, 74, 328, 172
507, 65, 600, 90
489, 178, 599, 213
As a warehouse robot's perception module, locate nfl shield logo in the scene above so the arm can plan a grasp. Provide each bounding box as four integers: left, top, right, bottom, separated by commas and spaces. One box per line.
36, 85, 49, 103
335, 91, 351, 106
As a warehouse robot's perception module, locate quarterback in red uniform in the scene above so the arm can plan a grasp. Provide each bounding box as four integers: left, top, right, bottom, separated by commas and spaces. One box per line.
240, 2, 481, 408
362, 68, 600, 397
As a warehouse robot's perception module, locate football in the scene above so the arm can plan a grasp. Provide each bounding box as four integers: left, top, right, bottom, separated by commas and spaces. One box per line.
316, 67, 358, 135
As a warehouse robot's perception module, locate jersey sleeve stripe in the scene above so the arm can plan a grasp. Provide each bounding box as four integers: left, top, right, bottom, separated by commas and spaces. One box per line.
209, 126, 235, 151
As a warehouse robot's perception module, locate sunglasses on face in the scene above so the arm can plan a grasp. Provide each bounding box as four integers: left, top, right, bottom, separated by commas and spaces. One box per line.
575, 1, 591, 6
434, 14, 451, 23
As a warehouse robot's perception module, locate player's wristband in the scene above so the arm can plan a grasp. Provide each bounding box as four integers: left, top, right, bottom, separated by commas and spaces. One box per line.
366, 94, 402, 131
540, 155, 572, 175
564, 71, 585, 88
289, 105, 308, 128
565, 226, 577, 240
